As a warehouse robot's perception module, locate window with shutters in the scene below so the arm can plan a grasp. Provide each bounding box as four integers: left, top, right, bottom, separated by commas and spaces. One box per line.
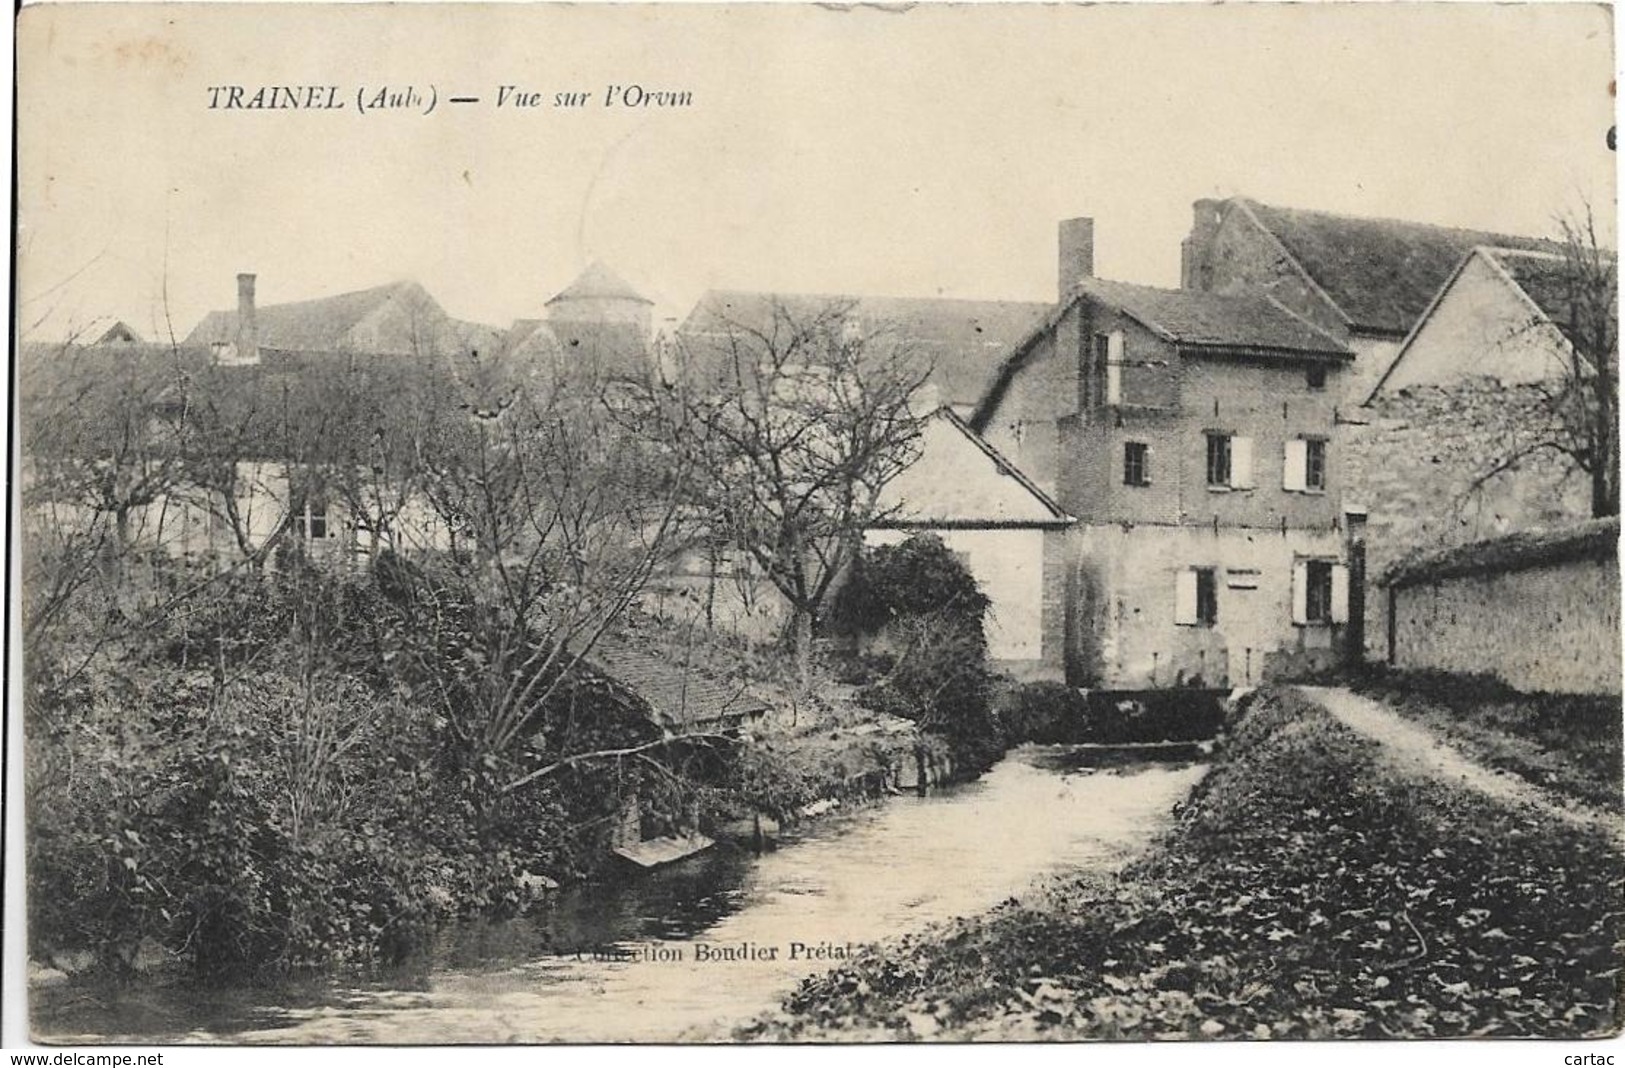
1196, 568, 1217, 624
1206, 433, 1231, 486
1105, 331, 1124, 405
1293, 558, 1349, 626
1284, 437, 1327, 493
1304, 560, 1333, 622
1305, 438, 1327, 491
1090, 333, 1110, 407
1123, 441, 1150, 486
1206, 433, 1252, 489
1176, 567, 1218, 626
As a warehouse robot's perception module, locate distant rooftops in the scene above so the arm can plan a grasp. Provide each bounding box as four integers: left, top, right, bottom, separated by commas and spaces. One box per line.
681, 290, 1053, 408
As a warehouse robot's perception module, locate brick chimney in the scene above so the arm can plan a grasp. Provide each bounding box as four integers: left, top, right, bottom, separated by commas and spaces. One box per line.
236, 272, 259, 364
1058, 217, 1095, 301
1181, 198, 1225, 290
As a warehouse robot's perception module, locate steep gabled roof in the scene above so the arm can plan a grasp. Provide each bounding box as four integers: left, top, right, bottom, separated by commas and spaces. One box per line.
95, 321, 142, 345
1487, 247, 1618, 347
1367, 245, 1618, 401
872, 407, 1071, 529
681, 290, 1052, 407
1238, 198, 1564, 337
185, 280, 457, 355
547, 262, 653, 306
1076, 277, 1351, 358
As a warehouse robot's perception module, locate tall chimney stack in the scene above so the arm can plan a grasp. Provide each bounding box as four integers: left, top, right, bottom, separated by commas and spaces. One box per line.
1182, 198, 1225, 290
236, 272, 259, 364
1058, 218, 1095, 301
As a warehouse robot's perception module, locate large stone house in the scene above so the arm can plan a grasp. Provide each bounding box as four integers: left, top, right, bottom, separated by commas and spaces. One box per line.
972, 221, 1356, 689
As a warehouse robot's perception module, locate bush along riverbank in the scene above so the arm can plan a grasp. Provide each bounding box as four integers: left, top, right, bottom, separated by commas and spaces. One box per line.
742, 686, 1623, 1041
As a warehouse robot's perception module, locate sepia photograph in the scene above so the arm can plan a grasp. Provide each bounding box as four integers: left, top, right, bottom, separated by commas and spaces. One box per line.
7, 0, 1622, 1051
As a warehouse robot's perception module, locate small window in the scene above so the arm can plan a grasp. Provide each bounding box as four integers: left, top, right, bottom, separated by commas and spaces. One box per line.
1307, 365, 1327, 391
1304, 560, 1333, 623
1305, 438, 1327, 491
1091, 333, 1111, 406
295, 500, 330, 541
1105, 331, 1124, 405
1175, 567, 1219, 626
1206, 433, 1232, 487
1195, 568, 1218, 625
1123, 442, 1150, 486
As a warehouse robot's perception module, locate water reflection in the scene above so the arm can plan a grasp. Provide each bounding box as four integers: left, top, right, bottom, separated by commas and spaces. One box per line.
37, 746, 1207, 1044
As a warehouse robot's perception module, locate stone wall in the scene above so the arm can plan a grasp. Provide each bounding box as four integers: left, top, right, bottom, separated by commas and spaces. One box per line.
1068, 522, 1347, 689
1385, 519, 1620, 694
1344, 380, 1592, 660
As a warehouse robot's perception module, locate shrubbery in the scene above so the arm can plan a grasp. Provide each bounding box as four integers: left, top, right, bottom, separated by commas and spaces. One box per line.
835, 535, 1004, 771
25, 560, 663, 981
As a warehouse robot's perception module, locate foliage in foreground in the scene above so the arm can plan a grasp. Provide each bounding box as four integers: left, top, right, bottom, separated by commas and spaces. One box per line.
745, 688, 1623, 1040
834, 534, 1003, 772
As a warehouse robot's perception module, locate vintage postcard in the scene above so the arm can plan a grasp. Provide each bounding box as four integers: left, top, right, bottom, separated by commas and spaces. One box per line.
9, 0, 1621, 1052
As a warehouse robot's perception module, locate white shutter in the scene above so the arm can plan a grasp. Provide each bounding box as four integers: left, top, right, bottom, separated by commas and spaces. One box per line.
1175, 569, 1198, 625
1283, 438, 1308, 492
1232, 436, 1255, 489
1292, 561, 1310, 625
1330, 563, 1351, 624
1106, 331, 1124, 405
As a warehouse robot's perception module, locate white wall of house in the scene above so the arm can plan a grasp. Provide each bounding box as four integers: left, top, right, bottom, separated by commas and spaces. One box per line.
1346, 335, 1401, 407
1069, 523, 1348, 689
1376, 254, 1572, 395
865, 526, 1048, 663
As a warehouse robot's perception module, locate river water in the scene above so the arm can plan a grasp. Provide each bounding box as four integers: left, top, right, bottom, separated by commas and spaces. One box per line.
37, 746, 1206, 1044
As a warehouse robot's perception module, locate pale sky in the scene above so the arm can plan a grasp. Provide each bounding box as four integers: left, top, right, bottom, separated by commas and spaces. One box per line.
15, 2, 1619, 342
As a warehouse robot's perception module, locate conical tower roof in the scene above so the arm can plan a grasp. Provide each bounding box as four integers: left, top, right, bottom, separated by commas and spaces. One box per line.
546, 262, 653, 306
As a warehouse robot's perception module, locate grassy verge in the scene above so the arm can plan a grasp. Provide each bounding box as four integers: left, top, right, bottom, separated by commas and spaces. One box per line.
741, 687, 1623, 1041
1350, 669, 1623, 813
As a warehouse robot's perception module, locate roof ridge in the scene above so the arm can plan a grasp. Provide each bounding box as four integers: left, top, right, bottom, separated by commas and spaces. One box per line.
1245, 197, 1560, 247
934, 406, 1072, 523
1231, 199, 1354, 330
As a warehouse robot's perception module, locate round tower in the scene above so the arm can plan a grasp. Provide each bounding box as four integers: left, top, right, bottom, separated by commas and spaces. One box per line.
544, 262, 654, 341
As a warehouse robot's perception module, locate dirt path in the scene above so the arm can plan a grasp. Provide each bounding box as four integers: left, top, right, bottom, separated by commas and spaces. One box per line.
1295, 685, 1622, 844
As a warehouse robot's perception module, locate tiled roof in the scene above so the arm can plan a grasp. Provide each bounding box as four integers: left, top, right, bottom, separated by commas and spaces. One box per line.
1076, 277, 1352, 358
185, 280, 462, 355
1488, 247, 1618, 348
681, 290, 1052, 407
547, 262, 653, 306
1241, 199, 1564, 337
586, 635, 768, 730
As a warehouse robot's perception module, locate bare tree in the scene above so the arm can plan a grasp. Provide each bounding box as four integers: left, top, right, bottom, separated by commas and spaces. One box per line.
1470, 208, 1618, 518
384, 351, 693, 774
668, 299, 931, 691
